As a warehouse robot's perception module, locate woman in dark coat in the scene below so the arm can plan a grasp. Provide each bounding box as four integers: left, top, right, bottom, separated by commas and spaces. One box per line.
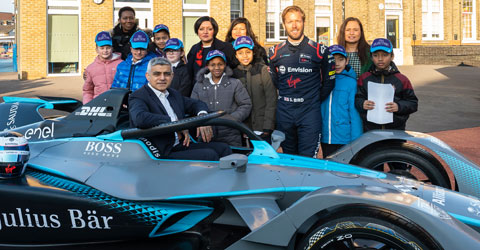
186, 16, 236, 86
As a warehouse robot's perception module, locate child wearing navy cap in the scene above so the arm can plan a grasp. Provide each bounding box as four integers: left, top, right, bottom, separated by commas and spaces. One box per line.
232, 36, 277, 143
82, 31, 123, 104
191, 50, 252, 146
164, 38, 192, 96
355, 38, 418, 132
148, 24, 170, 57
320, 44, 362, 157
111, 30, 157, 91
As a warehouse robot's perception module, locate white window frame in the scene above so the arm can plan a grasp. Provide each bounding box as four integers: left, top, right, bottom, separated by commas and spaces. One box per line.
385, 0, 403, 10
183, 0, 210, 11
47, 0, 81, 77
314, 0, 333, 46
462, 0, 478, 42
266, 0, 293, 42
114, 0, 154, 29
422, 0, 444, 41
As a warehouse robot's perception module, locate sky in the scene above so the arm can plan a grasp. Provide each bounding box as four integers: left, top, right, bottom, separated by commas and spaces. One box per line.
0, 0, 14, 13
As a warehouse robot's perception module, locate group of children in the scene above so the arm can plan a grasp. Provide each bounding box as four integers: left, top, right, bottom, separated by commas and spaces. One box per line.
83, 23, 417, 158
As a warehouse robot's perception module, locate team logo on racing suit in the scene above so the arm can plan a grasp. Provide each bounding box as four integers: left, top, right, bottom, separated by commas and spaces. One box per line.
75, 107, 113, 117
299, 53, 312, 63
278, 65, 286, 74
287, 75, 301, 88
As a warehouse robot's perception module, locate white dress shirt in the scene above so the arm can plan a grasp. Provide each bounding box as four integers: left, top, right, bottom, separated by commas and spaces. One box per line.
148, 83, 180, 146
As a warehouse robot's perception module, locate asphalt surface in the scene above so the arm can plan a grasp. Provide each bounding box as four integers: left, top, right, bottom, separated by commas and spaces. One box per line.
0, 65, 479, 164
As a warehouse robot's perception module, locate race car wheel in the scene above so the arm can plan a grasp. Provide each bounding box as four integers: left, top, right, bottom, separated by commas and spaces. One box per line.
354, 143, 451, 189
297, 207, 442, 250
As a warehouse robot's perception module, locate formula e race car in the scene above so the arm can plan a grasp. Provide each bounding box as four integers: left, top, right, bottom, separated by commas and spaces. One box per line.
0, 88, 480, 249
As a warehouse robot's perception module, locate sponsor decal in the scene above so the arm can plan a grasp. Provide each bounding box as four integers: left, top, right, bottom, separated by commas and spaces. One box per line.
287, 75, 301, 88
299, 53, 312, 63
279, 65, 286, 74
467, 200, 480, 217
84, 142, 122, 158
280, 53, 290, 58
287, 67, 313, 73
320, 44, 327, 54
414, 199, 451, 220
281, 96, 304, 103
24, 123, 55, 140
0, 208, 112, 230
432, 187, 445, 206
6, 102, 19, 130
4, 164, 15, 174
139, 138, 161, 158
75, 107, 113, 117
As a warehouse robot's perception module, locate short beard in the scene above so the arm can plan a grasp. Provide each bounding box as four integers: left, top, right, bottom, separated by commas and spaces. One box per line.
287, 27, 304, 41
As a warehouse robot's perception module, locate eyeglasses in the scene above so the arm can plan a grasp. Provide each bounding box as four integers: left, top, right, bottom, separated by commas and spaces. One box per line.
165, 50, 181, 55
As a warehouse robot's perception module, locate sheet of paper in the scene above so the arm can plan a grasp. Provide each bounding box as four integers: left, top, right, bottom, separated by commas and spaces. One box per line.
367, 81, 394, 124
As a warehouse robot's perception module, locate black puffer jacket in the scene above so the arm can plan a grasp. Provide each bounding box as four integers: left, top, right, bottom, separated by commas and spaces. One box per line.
355, 62, 418, 131
110, 24, 140, 60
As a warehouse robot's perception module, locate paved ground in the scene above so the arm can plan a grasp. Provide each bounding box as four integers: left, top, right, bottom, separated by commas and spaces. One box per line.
0, 64, 479, 164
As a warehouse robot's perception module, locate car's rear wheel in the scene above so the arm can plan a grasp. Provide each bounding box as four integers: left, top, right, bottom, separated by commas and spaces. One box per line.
297, 207, 442, 250
353, 143, 451, 189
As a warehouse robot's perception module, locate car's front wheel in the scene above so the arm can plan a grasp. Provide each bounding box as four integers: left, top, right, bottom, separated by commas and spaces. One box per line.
353, 142, 452, 189
297, 207, 442, 250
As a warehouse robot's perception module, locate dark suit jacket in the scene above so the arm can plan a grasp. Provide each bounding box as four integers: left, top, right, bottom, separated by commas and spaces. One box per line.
129, 85, 208, 157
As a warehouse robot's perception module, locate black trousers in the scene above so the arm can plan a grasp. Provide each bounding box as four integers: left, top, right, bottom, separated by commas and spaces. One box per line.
168, 142, 232, 161
321, 143, 344, 158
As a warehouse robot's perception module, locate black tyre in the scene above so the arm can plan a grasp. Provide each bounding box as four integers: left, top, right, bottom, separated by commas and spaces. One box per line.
297, 207, 442, 250
354, 143, 451, 189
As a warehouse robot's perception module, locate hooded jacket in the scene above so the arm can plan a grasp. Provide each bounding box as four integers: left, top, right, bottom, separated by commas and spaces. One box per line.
191, 66, 252, 146
83, 52, 123, 104
233, 62, 277, 132
355, 62, 418, 131
111, 52, 156, 92
321, 65, 362, 144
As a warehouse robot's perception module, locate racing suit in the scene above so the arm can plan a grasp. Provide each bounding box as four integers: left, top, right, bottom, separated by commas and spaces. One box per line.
269, 36, 335, 157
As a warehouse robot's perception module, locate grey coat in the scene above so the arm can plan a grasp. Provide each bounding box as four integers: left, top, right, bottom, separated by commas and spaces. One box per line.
191, 67, 252, 146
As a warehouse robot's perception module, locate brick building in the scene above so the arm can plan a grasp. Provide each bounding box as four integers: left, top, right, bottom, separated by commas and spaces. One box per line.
15, 0, 479, 79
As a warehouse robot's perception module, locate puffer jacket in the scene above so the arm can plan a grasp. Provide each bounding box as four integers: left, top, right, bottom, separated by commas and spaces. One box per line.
111, 52, 156, 92
82, 53, 123, 104
109, 24, 140, 60
355, 62, 418, 131
321, 65, 362, 144
191, 67, 252, 146
232, 62, 277, 133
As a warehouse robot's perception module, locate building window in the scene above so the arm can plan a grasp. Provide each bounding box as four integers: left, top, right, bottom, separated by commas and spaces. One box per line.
266, 0, 292, 41
462, 0, 477, 40
114, 0, 153, 29
231, 0, 243, 21
47, 0, 80, 75
183, 1, 209, 54
314, 0, 332, 46
422, 0, 443, 40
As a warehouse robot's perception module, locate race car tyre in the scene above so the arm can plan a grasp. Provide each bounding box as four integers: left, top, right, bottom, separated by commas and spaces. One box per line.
297, 207, 442, 250
353, 142, 451, 189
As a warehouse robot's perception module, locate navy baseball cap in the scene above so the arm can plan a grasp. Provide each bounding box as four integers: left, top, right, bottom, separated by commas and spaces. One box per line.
328, 44, 347, 57
371, 38, 393, 53
95, 31, 112, 47
206, 50, 227, 63
164, 38, 184, 51
153, 24, 169, 34
233, 36, 254, 50
130, 30, 149, 49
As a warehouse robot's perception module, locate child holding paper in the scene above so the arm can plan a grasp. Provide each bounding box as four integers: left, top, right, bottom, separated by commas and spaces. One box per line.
355, 38, 418, 132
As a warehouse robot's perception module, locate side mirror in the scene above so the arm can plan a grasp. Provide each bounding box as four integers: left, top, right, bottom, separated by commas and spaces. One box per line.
271, 130, 285, 151
219, 154, 248, 172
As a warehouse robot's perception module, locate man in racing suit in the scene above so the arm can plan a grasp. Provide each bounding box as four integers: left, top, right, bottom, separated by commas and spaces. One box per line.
269, 5, 335, 157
